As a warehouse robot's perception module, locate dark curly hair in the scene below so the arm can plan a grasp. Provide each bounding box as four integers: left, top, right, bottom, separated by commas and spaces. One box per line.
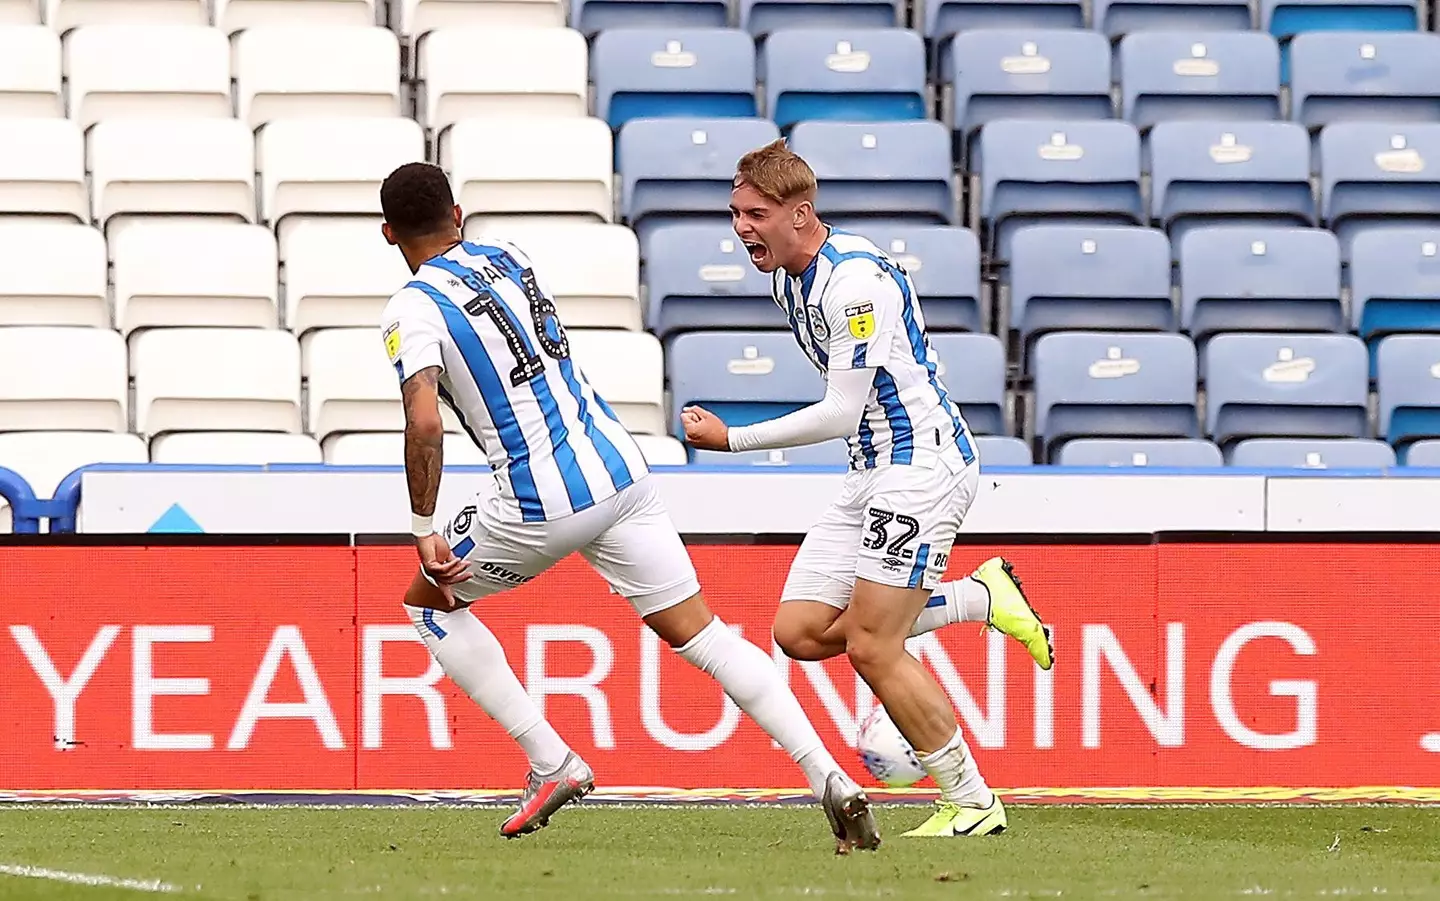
380, 162, 455, 240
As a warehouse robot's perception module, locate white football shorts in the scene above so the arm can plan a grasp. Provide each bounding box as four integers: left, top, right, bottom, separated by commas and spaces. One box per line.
780, 450, 980, 609
426, 474, 701, 617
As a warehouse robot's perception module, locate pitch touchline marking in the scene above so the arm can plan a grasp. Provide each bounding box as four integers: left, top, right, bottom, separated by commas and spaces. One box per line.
0, 863, 182, 893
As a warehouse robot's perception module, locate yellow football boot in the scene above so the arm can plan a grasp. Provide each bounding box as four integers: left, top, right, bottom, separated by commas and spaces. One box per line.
972, 557, 1053, 671
901, 795, 1008, 837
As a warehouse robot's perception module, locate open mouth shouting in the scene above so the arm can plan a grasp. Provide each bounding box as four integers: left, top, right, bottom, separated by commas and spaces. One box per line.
742, 239, 770, 268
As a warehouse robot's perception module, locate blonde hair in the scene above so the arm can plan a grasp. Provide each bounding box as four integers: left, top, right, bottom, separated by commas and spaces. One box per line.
734, 139, 816, 205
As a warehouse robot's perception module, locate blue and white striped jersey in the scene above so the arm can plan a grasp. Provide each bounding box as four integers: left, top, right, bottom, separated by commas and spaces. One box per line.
771, 229, 976, 470
381, 239, 649, 524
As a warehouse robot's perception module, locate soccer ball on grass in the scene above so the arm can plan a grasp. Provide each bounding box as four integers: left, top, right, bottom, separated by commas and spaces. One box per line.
856, 705, 926, 787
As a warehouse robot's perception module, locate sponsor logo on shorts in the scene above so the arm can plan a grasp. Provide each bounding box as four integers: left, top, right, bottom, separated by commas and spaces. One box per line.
880, 556, 906, 573
476, 561, 532, 586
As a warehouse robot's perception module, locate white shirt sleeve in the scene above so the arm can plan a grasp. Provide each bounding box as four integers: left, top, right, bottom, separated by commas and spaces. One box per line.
380, 287, 447, 384
819, 263, 903, 373
727, 367, 875, 452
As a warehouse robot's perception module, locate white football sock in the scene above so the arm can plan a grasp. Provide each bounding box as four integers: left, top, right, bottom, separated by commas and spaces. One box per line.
676, 617, 844, 799
406, 604, 571, 774
919, 726, 993, 808
908, 576, 992, 638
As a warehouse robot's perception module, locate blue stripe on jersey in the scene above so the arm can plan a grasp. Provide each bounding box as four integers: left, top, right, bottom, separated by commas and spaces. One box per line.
873, 368, 913, 464
421, 608, 447, 640
424, 256, 595, 515
924, 591, 946, 609
852, 343, 867, 369
856, 416, 878, 468
783, 277, 828, 368
453, 536, 476, 558
409, 280, 546, 522
908, 543, 931, 590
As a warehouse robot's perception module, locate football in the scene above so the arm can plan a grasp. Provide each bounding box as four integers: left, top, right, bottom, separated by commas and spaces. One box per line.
856, 705, 926, 787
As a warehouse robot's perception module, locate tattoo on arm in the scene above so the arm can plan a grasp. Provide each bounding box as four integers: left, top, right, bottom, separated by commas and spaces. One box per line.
402, 366, 444, 516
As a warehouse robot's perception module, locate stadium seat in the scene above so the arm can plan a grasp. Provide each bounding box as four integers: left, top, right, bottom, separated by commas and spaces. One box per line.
0, 0, 35, 21
1092, 0, 1252, 36
929, 332, 1006, 436
788, 121, 955, 226
282, 218, 412, 335
1402, 438, 1440, 466
1118, 33, 1281, 130
761, 29, 927, 130
1032, 332, 1199, 459
945, 30, 1112, 155
1261, 0, 1419, 44
642, 223, 787, 340
64, 26, 230, 128
476, 223, 641, 330
1178, 226, 1343, 344
1149, 121, 1315, 252
1056, 438, 1223, 467
633, 433, 689, 466
975, 434, 1033, 466
112, 220, 279, 334
1203, 333, 1369, 447
1228, 437, 1396, 468
303, 327, 404, 441
0, 433, 147, 521
1377, 334, 1440, 447
89, 118, 255, 227
1290, 33, 1440, 130
0, 25, 60, 117
572, 0, 727, 34
45, 0, 207, 29
0, 221, 107, 327
691, 442, 850, 466
419, 27, 587, 131
322, 431, 489, 465
1350, 227, 1440, 341
666, 330, 825, 436
591, 29, 757, 131
257, 117, 424, 228
618, 117, 779, 239
446, 117, 614, 227
975, 120, 1143, 260
1319, 122, 1440, 259
215, 0, 377, 31
150, 432, 324, 464
132, 328, 302, 435
567, 329, 667, 436
400, 0, 565, 33
741, 0, 899, 35
0, 118, 86, 221
924, 0, 1083, 40
847, 225, 982, 332
1008, 225, 1173, 353
0, 326, 127, 431
235, 27, 401, 127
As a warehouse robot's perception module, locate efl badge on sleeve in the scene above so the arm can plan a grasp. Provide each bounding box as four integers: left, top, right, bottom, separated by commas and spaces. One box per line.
845, 302, 876, 340
384, 324, 402, 362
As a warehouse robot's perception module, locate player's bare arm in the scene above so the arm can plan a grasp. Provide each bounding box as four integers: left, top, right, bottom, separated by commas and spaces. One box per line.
401, 364, 470, 601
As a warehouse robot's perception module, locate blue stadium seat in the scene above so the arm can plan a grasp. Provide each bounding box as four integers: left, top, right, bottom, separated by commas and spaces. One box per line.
945, 30, 1112, 158
1228, 437, 1396, 467
789, 121, 954, 227
740, 0, 900, 36
1178, 226, 1343, 344
691, 443, 851, 466
1319, 122, 1440, 260
643, 224, 787, 340
928, 332, 1007, 435
925, 0, 1084, 42
1401, 438, 1440, 466
976, 434, 1033, 465
1261, 0, 1419, 44
619, 117, 780, 243
1290, 33, 1440, 131
666, 331, 824, 437
1118, 33, 1280, 131
845, 225, 982, 331
762, 29, 926, 130
1149, 121, 1315, 253
1093, 0, 1251, 36
1056, 438, 1223, 467
1350, 227, 1440, 342
1009, 225, 1173, 353
1377, 334, 1440, 447
1203, 333, 1369, 447
976, 120, 1144, 260
572, 0, 729, 33
592, 30, 757, 131
1032, 332, 1199, 458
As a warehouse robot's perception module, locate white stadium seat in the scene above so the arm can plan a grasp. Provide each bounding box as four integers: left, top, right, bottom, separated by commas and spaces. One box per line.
633, 434, 687, 466
420, 28, 586, 130
0, 0, 38, 24
446, 117, 613, 225
302, 327, 403, 441
281, 217, 411, 335
89, 118, 255, 225
0, 221, 108, 326
215, 0, 376, 32
257, 117, 424, 227
44, 0, 206, 30
0, 118, 86, 221
64, 26, 231, 128
566, 329, 665, 436
132, 327, 302, 435
475, 223, 640, 329
150, 431, 323, 463
0, 327, 127, 431
0, 26, 61, 117
323, 431, 489, 465
235, 26, 401, 127
400, 0, 562, 35
113, 220, 279, 333
0, 431, 147, 530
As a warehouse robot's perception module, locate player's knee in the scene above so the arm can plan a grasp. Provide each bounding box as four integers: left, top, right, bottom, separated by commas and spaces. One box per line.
844, 629, 903, 678
771, 618, 827, 661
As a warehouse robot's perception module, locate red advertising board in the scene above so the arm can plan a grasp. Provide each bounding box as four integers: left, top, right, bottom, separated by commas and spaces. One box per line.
1, 542, 1436, 791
